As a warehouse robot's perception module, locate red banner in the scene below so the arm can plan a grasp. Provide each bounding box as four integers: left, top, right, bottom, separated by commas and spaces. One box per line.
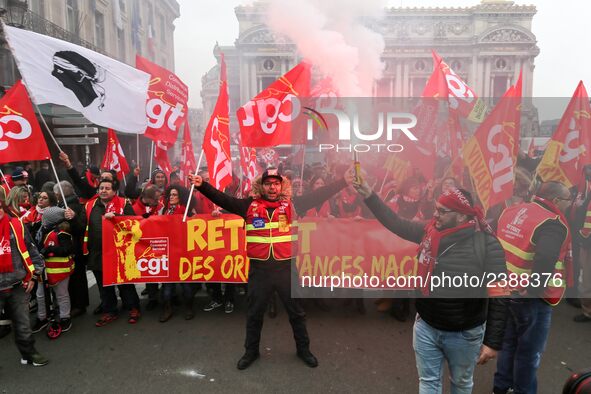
100, 129, 130, 181
0, 80, 50, 164
136, 54, 189, 145
463, 81, 521, 211
536, 81, 591, 188
102, 215, 418, 287
237, 62, 311, 147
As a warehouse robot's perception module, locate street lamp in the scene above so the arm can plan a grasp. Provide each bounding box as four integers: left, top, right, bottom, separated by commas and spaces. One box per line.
0, 0, 28, 28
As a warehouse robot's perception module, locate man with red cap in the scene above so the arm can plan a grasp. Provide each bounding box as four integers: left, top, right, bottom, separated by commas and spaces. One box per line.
191, 167, 354, 370
354, 179, 507, 394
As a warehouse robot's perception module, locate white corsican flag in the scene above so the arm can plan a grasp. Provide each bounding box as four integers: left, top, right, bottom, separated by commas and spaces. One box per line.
3, 25, 150, 133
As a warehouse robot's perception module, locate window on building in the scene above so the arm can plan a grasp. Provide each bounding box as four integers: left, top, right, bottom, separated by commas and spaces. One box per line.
119, 0, 126, 13
414, 60, 425, 72
95, 11, 105, 49
495, 58, 507, 70
66, 0, 78, 33
493, 76, 509, 100
261, 77, 276, 90
159, 14, 166, 45
117, 28, 126, 62
451, 60, 462, 71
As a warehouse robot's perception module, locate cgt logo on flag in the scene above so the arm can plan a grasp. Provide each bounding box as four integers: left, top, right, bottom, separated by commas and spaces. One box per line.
113, 219, 170, 282
0, 105, 35, 151
0, 81, 50, 164
135, 238, 170, 278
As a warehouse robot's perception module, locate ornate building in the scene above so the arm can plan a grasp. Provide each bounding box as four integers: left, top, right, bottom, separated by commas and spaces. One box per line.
0, 0, 180, 169
201, 0, 539, 141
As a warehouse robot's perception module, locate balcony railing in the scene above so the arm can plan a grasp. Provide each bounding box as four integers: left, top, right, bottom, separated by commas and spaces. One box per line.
17, 8, 113, 58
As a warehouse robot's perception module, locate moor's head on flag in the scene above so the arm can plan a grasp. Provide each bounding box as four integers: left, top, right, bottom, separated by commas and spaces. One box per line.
4, 25, 150, 134
52, 51, 106, 109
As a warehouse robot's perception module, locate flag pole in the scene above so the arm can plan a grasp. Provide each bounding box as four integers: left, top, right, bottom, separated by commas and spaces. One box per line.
183, 149, 204, 223
149, 141, 154, 174
32, 104, 68, 209
136, 133, 140, 178
48, 158, 68, 209
299, 146, 306, 196
0, 168, 11, 192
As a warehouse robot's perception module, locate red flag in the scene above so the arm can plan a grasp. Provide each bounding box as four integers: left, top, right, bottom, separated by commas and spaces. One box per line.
0, 81, 50, 164
527, 138, 536, 159
260, 148, 279, 168
432, 51, 486, 123
240, 145, 259, 196
462, 81, 522, 212
136, 55, 189, 145
179, 120, 197, 187
100, 129, 130, 181
203, 54, 232, 191
396, 62, 447, 180
537, 81, 591, 188
154, 141, 172, 178
238, 62, 311, 147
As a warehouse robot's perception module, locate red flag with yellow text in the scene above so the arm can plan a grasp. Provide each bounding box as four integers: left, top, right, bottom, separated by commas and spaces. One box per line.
136, 55, 189, 145
462, 81, 522, 212
432, 51, 486, 123
536, 81, 591, 188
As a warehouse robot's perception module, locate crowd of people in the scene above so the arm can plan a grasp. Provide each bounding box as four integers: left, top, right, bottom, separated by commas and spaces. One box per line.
0, 149, 590, 393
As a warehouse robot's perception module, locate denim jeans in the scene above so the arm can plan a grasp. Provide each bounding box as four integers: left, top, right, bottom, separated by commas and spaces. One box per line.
493, 298, 552, 394
0, 284, 37, 358
413, 315, 485, 394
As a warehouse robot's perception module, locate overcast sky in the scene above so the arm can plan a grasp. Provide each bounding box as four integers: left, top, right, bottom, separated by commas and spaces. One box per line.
173, 0, 590, 109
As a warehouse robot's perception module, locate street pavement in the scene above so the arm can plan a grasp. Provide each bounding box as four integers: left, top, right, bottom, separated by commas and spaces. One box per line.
1, 285, 589, 393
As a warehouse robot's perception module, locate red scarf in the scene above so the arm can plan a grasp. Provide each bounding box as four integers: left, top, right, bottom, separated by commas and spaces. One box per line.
165, 204, 186, 215
417, 188, 493, 295
103, 196, 126, 215
0, 214, 12, 273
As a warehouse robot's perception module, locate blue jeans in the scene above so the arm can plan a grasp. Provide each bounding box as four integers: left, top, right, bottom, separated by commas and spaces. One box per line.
413, 315, 485, 394
493, 298, 552, 394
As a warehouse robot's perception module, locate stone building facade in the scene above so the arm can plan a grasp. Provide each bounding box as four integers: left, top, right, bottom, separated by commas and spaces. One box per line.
201, 0, 540, 141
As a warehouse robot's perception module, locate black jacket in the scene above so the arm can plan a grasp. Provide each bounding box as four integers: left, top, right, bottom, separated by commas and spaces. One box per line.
81, 197, 134, 271
364, 192, 508, 350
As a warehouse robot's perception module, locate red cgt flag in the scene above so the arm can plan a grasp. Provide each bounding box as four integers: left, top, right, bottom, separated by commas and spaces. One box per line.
0, 80, 50, 164
238, 62, 311, 147
153, 140, 172, 178
203, 54, 232, 191
136, 55, 189, 146
179, 119, 197, 187
536, 81, 591, 189
432, 51, 486, 123
462, 78, 522, 212
100, 129, 130, 181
